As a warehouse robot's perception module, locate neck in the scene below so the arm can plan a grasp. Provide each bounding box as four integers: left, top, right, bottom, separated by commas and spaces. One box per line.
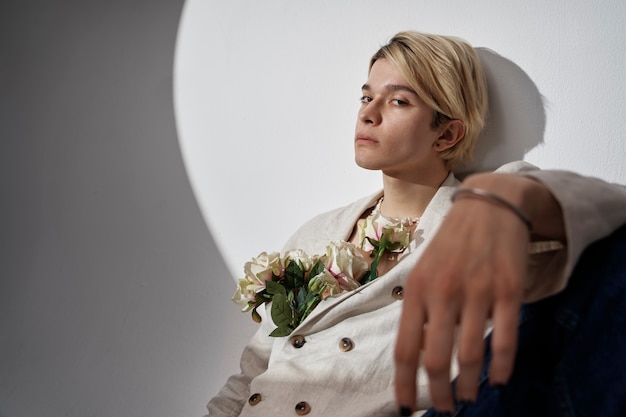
380, 170, 450, 219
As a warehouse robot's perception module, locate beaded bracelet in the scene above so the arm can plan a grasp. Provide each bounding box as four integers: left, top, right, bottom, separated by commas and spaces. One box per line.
450, 188, 533, 232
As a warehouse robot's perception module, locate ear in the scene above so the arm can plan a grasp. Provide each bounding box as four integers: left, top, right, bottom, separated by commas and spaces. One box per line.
433, 119, 465, 151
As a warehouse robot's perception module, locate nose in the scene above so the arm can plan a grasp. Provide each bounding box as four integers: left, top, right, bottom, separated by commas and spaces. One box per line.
358, 100, 381, 126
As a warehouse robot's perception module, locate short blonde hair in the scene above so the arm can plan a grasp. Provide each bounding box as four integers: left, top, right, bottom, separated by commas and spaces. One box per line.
370, 31, 488, 170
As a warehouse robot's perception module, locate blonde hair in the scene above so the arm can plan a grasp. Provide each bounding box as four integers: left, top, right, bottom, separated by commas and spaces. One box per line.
370, 31, 488, 170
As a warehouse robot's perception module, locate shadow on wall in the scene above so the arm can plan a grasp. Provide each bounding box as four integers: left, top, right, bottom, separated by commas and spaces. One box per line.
456, 48, 546, 177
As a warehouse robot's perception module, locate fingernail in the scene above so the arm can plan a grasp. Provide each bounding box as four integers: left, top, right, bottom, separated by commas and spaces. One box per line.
399, 406, 413, 416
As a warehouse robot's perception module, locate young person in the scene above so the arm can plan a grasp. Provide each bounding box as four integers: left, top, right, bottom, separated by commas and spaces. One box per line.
206, 31, 626, 417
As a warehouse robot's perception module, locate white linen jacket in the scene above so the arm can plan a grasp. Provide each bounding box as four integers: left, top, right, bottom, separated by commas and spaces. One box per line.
206, 162, 626, 417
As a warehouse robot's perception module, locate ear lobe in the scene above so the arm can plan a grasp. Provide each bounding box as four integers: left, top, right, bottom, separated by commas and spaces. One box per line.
433, 119, 465, 151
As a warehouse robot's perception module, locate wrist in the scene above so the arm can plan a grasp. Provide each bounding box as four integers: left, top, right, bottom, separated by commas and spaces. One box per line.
451, 188, 532, 232
460, 173, 565, 240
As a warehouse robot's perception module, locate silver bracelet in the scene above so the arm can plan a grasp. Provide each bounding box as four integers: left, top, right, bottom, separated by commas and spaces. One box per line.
450, 188, 533, 232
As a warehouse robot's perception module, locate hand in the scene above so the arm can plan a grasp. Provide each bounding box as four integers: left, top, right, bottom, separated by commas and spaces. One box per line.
394, 173, 563, 414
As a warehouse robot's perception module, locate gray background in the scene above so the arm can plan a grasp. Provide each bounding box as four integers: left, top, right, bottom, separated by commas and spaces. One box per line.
1, 1, 254, 416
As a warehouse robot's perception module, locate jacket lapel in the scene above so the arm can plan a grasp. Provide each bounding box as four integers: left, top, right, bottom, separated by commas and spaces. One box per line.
292, 173, 461, 334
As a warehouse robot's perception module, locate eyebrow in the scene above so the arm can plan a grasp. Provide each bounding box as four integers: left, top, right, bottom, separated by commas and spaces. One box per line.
361, 83, 418, 96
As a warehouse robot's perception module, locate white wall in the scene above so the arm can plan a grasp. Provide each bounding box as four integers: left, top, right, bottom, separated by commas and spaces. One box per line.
1, 1, 625, 417
175, 0, 626, 279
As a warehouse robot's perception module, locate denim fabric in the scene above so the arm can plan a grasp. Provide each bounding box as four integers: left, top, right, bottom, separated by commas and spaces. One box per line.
424, 224, 626, 417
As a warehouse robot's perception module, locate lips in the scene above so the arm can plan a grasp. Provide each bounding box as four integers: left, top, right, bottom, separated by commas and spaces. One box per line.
355, 133, 378, 144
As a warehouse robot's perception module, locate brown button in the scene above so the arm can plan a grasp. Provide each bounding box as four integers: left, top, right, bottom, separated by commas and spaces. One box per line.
339, 337, 355, 352
248, 393, 262, 406
392, 286, 403, 300
295, 401, 311, 415
290, 335, 306, 349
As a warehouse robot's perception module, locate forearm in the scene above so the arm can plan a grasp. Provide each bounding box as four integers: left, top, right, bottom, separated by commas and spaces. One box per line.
459, 172, 565, 242
458, 169, 626, 300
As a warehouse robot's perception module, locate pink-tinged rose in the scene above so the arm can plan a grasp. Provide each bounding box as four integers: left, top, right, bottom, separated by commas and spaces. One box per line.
357, 212, 411, 252
321, 240, 369, 290
308, 270, 342, 299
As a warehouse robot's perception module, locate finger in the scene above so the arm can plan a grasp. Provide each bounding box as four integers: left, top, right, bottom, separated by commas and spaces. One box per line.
488, 293, 521, 385
394, 278, 427, 412
422, 301, 457, 413
455, 292, 491, 402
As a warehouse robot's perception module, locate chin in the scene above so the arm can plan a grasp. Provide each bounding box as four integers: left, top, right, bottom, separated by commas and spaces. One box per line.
354, 157, 380, 171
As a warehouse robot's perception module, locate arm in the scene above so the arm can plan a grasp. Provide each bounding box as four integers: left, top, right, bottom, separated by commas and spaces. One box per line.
394, 169, 626, 415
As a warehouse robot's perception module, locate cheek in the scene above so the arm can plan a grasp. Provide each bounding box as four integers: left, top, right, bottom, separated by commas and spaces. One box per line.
391, 116, 420, 137
406, 122, 438, 145
389, 124, 422, 150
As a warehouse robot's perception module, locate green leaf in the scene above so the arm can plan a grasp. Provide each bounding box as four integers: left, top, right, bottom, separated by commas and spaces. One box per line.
308, 260, 325, 281
269, 326, 294, 337
366, 236, 380, 249
362, 245, 384, 284
270, 293, 294, 330
296, 287, 308, 311
285, 260, 305, 289
265, 280, 287, 297
386, 242, 404, 251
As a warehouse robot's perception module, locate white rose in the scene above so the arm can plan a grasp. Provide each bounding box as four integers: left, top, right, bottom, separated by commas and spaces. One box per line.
231, 277, 262, 311
244, 251, 284, 283
358, 212, 411, 252
283, 248, 314, 271
232, 251, 283, 311
322, 240, 369, 291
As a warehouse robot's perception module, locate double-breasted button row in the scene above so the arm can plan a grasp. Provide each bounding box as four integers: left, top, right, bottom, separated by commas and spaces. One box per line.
288, 286, 402, 348
252, 287, 402, 414
291, 334, 356, 352
248, 393, 311, 415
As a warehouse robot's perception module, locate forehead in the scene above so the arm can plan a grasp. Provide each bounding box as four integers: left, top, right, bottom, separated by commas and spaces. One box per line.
363, 59, 416, 94
368, 59, 404, 80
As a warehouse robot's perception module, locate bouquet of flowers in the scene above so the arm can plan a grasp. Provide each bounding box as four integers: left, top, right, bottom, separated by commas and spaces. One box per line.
232, 201, 413, 337
232, 241, 369, 337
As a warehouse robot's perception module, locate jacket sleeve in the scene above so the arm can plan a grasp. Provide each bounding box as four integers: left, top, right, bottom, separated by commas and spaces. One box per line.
524, 168, 626, 299
495, 161, 626, 301
204, 310, 274, 416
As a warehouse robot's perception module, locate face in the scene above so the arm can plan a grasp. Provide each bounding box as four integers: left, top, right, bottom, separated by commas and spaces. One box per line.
354, 59, 447, 181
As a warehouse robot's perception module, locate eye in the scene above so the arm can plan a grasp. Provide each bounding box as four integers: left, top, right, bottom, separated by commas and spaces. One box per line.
392, 98, 408, 106
359, 96, 372, 104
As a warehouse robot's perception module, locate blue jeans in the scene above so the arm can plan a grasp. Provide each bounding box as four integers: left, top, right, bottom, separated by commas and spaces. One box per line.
425, 224, 626, 417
